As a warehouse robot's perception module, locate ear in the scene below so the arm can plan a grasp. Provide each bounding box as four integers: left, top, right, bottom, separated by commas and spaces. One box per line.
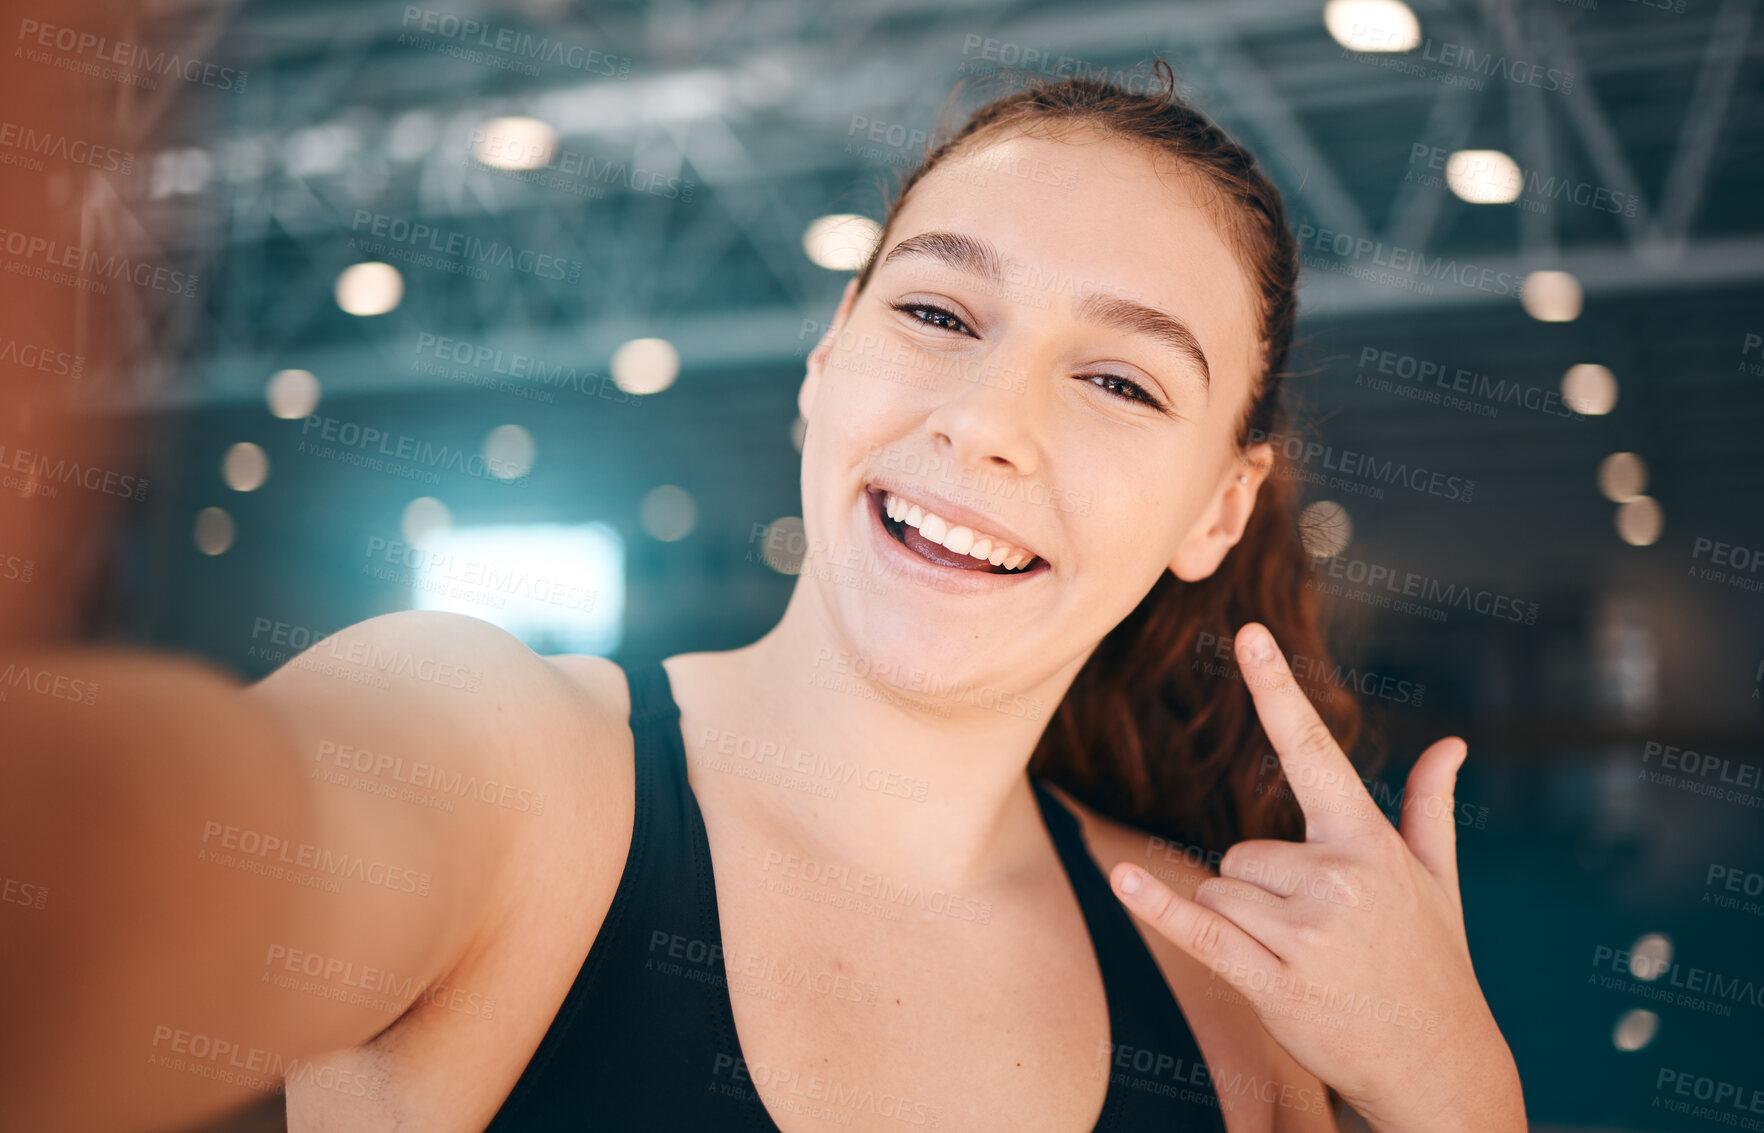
799, 278, 862, 423
1168, 441, 1274, 582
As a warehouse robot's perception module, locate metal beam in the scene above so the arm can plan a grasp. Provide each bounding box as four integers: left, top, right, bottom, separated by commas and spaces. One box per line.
1384, 82, 1482, 251
1297, 234, 1764, 320
1198, 37, 1373, 241
1529, 10, 1653, 251
1655, 0, 1753, 248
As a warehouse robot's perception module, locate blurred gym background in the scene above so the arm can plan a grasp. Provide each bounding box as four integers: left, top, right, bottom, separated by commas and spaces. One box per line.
59, 0, 1764, 1127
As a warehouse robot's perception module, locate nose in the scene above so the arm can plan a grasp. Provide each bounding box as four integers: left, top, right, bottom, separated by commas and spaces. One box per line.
922, 359, 1044, 480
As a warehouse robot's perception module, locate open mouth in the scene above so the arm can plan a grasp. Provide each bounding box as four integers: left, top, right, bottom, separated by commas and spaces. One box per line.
867, 486, 1048, 576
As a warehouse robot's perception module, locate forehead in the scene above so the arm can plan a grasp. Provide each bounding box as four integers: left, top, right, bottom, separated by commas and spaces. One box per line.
880, 130, 1262, 397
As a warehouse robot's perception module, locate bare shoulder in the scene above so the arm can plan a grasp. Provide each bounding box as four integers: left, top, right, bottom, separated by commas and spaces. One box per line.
530, 646, 638, 873
262, 619, 642, 1130
537, 648, 639, 846
1040, 782, 1337, 1132
538, 648, 638, 821
250, 609, 640, 922
254, 607, 635, 758
541, 650, 634, 723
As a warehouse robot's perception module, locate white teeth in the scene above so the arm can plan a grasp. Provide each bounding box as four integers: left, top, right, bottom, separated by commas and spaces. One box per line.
881, 491, 1035, 568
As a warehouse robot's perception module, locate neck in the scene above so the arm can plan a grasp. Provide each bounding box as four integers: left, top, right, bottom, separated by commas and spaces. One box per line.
685, 580, 1093, 888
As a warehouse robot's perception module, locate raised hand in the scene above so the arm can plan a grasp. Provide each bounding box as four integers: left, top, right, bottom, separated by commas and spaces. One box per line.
1108, 623, 1525, 1133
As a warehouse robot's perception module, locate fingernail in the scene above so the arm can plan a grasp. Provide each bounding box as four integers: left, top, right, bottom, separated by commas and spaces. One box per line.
1243, 625, 1273, 662
1118, 868, 1141, 895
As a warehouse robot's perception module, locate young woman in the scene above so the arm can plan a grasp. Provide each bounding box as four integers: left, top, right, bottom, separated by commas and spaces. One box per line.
1, 67, 1526, 1131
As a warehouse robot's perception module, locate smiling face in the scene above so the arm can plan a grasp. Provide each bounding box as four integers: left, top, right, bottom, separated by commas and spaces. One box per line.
795, 128, 1275, 694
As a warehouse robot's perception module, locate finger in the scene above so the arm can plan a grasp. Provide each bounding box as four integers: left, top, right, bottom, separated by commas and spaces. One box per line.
1235, 622, 1380, 841
1110, 861, 1280, 978
1191, 877, 1296, 957
1400, 736, 1469, 897
1221, 839, 1375, 913
1218, 839, 1320, 897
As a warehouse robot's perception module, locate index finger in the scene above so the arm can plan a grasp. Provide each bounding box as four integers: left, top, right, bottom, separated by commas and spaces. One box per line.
1235, 622, 1381, 840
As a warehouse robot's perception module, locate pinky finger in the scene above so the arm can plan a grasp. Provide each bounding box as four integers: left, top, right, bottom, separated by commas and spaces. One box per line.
1109, 862, 1281, 984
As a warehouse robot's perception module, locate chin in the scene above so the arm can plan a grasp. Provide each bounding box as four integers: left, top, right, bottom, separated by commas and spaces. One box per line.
809, 582, 1052, 722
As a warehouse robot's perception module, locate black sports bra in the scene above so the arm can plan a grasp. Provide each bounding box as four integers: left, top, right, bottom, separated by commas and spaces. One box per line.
482, 661, 1230, 1131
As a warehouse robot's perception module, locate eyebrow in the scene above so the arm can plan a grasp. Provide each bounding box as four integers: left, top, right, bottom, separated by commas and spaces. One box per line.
878, 229, 1211, 396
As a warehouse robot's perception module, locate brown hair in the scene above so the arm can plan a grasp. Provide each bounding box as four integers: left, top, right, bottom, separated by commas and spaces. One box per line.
852, 60, 1369, 852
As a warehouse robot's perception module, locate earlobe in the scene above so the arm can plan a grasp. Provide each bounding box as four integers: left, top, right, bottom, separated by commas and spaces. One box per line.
1166, 444, 1274, 582
1166, 502, 1245, 582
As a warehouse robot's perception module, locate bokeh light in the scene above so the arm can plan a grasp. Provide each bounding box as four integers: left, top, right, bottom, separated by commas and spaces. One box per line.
402, 497, 453, 547
334, 262, 404, 316
1299, 500, 1353, 559
1445, 150, 1522, 204
1598, 453, 1648, 502
612, 338, 680, 395
1616, 496, 1664, 547
1612, 1009, 1659, 1052
222, 442, 269, 492
803, 214, 882, 271
1562, 364, 1618, 416
1628, 933, 1673, 980
266, 369, 322, 419
641, 485, 697, 542
482, 425, 536, 481
472, 117, 557, 170
194, 507, 236, 555
1521, 270, 1583, 322
1323, 0, 1421, 52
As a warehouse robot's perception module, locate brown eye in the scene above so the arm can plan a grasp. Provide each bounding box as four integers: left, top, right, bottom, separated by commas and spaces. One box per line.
891, 302, 973, 336
1085, 373, 1166, 411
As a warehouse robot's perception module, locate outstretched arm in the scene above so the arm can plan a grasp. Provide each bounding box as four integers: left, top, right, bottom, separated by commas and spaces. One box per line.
0, 612, 592, 1132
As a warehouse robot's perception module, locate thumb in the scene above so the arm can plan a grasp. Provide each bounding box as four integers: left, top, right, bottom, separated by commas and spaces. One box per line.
1400, 736, 1469, 898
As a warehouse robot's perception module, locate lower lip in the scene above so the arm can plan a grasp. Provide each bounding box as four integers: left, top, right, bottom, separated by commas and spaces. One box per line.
861, 488, 1049, 595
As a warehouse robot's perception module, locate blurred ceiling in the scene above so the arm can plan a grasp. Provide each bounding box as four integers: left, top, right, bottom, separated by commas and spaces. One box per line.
133, 0, 1762, 411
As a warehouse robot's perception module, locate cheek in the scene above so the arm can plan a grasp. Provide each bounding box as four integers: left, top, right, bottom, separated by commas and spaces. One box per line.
803, 363, 892, 494
821, 337, 922, 438
1093, 497, 1184, 560
1069, 446, 1210, 558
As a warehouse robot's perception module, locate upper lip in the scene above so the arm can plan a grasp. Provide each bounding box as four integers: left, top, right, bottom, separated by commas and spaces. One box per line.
864, 471, 1049, 566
